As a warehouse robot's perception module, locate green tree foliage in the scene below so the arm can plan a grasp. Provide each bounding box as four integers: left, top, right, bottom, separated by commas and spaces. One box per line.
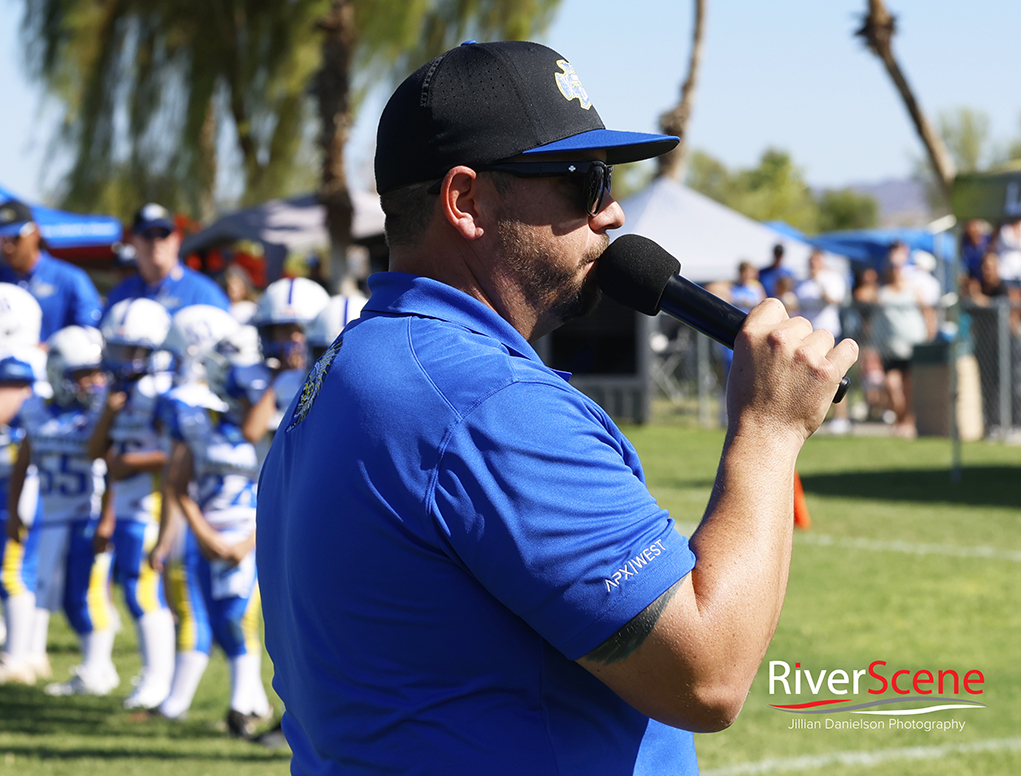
19, 0, 561, 222
913, 106, 1021, 214
685, 148, 878, 233
815, 189, 879, 232
21, 1, 328, 219
727, 149, 818, 231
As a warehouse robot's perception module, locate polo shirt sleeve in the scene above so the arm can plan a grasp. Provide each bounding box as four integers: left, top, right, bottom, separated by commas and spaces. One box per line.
430, 379, 696, 661
187, 272, 230, 311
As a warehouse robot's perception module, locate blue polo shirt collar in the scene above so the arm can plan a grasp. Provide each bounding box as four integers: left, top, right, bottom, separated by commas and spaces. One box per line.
365, 272, 571, 381
144, 262, 184, 296
6, 249, 50, 282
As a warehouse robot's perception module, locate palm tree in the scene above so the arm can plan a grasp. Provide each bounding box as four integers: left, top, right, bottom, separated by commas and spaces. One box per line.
856, 0, 956, 204
313, 0, 563, 288
657, 0, 707, 181
19, 0, 563, 290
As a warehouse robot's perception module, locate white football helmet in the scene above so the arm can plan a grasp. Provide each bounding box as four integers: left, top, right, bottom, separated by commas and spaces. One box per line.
251, 277, 330, 366
306, 292, 368, 362
200, 325, 269, 420
0, 282, 43, 348
46, 326, 106, 408
100, 298, 172, 383
161, 305, 240, 384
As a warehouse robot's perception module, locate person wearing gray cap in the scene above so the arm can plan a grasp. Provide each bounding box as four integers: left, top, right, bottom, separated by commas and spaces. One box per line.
257, 41, 857, 775
102, 203, 229, 317
0, 199, 102, 340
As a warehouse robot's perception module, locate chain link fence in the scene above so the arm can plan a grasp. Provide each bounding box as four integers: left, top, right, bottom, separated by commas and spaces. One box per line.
650, 301, 1021, 441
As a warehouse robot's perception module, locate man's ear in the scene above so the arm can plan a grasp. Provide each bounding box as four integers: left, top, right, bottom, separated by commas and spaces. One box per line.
439, 166, 495, 242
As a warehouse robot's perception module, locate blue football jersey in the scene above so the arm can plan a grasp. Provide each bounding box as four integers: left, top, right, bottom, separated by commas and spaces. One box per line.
20, 394, 106, 524
107, 372, 173, 523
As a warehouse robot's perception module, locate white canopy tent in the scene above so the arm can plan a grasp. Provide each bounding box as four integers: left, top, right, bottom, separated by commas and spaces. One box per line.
615, 176, 835, 285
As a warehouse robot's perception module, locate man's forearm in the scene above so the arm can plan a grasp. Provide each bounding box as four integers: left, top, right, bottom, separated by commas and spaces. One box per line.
686, 429, 800, 699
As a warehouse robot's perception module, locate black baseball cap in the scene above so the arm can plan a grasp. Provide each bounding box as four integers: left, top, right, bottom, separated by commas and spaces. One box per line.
132, 203, 176, 234
374, 40, 679, 193
0, 200, 35, 238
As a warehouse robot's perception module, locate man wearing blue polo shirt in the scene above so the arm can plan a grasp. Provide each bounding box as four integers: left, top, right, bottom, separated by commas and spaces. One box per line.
257, 41, 857, 775
0, 200, 102, 340
103, 203, 229, 317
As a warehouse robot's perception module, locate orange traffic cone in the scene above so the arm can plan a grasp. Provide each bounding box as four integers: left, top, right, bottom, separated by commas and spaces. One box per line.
793, 470, 812, 530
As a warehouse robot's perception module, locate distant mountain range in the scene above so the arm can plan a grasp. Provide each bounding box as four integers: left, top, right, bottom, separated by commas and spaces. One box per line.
836, 178, 935, 228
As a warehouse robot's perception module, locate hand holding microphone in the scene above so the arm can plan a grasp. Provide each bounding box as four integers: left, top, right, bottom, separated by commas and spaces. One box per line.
596, 234, 855, 405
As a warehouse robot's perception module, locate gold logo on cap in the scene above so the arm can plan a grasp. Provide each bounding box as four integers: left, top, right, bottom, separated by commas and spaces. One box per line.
555, 60, 592, 110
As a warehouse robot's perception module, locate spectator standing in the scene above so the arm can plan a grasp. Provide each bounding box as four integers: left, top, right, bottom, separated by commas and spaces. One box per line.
796, 250, 850, 434
994, 219, 1021, 288
758, 243, 795, 298
103, 204, 230, 317
795, 250, 846, 338
960, 220, 990, 281
730, 261, 766, 312
0, 199, 102, 340
873, 242, 930, 437
849, 266, 887, 422
962, 250, 1021, 436
221, 263, 259, 324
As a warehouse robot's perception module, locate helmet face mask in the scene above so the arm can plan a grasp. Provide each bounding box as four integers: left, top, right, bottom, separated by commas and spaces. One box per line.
199, 325, 265, 422
163, 305, 240, 385
99, 299, 172, 387
103, 342, 155, 385
46, 326, 106, 410
251, 278, 330, 372
259, 323, 308, 372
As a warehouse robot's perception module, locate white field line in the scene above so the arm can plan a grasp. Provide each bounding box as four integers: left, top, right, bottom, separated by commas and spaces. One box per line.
795, 533, 1021, 563
701, 737, 1021, 776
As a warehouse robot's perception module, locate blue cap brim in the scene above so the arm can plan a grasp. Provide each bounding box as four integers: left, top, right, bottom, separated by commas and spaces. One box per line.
133, 218, 176, 235
0, 221, 31, 238
521, 128, 679, 165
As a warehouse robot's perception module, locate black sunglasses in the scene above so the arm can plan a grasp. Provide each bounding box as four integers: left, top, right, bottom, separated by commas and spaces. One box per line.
481, 160, 612, 217
137, 227, 173, 241
428, 160, 613, 216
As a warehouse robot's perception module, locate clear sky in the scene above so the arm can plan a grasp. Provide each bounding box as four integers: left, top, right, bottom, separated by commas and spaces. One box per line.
2, 0, 1019, 207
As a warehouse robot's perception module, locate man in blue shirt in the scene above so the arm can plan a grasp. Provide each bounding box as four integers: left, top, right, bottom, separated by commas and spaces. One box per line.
758, 243, 797, 299
103, 203, 229, 317
0, 199, 102, 340
257, 41, 857, 775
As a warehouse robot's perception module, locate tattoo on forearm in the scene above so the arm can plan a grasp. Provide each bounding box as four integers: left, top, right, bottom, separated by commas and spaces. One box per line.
584, 577, 685, 665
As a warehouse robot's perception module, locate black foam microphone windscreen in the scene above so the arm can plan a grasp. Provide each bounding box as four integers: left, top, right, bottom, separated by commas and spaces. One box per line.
596, 235, 680, 316
597, 233, 850, 403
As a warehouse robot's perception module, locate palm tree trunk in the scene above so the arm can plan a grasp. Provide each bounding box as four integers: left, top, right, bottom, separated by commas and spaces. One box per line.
657, 0, 706, 181
856, 0, 956, 203
315, 0, 358, 294
197, 99, 218, 223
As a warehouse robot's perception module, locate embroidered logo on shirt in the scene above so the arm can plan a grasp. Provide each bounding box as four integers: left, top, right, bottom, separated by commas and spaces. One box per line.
31, 280, 56, 299
604, 540, 667, 593
286, 338, 342, 431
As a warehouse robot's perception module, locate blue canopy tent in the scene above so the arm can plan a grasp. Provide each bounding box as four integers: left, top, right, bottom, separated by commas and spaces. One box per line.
0, 184, 124, 263
766, 221, 954, 263
766, 221, 958, 292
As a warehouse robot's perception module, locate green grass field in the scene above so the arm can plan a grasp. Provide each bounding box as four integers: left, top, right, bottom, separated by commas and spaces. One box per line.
630, 426, 1021, 776
1, 429, 1018, 775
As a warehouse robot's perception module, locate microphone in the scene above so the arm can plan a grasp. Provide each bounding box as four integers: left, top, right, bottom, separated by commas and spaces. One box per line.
597, 234, 849, 403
